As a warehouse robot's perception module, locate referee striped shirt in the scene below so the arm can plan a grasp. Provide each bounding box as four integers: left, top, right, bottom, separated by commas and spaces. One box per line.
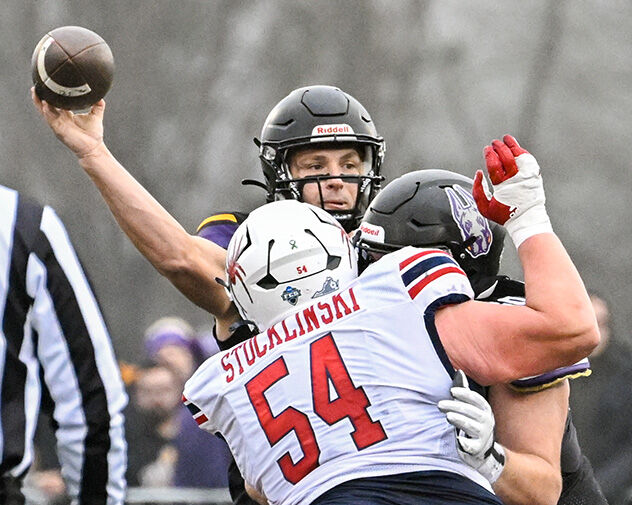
0, 185, 127, 504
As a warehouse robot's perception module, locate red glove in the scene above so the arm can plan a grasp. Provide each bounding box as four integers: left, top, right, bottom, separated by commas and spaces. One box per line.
472, 135, 552, 247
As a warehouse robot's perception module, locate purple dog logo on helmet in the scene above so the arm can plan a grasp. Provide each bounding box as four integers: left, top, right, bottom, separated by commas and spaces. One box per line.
444, 184, 493, 258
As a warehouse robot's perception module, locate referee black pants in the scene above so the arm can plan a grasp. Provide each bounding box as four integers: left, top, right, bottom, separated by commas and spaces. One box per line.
0, 476, 25, 505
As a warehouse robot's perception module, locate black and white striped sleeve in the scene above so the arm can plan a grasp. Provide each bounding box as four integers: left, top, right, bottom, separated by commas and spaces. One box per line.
12, 198, 127, 504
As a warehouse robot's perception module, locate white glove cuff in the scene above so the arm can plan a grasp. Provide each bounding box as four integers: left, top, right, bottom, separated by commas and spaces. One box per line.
504, 204, 553, 248
480, 442, 506, 484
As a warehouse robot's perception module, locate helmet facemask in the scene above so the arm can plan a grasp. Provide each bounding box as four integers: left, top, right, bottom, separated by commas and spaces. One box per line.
259, 141, 384, 232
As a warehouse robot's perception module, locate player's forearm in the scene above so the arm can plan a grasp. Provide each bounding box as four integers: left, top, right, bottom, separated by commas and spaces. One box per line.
77, 143, 187, 261
77, 143, 229, 313
518, 233, 599, 360
492, 450, 561, 505
489, 382, 567, 505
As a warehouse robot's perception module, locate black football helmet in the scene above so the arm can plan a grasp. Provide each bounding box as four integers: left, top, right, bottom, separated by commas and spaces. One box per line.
254, 85, 385, 232
357, 169, 506, 283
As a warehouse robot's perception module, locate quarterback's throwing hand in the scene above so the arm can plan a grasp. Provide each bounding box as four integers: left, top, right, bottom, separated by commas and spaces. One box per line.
438, 370, 506, 484
31, 87, 105, 160
472, 135, 553, 248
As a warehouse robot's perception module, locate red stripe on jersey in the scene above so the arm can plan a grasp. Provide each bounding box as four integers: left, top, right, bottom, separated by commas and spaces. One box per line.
399, 249, 447, 270
194, 414, 208, 425
408, 266, 466, 300
195, 413, 209, 425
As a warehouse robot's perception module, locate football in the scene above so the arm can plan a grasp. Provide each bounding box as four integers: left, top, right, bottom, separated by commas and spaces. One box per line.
31, 26, 114, 111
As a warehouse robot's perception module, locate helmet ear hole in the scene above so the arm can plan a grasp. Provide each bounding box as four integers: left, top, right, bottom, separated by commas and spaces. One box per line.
326, 256, 341, 270
256, 274, 279, 290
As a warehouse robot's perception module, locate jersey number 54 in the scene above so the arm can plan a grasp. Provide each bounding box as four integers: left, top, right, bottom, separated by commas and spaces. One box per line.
245, 333, 387, 484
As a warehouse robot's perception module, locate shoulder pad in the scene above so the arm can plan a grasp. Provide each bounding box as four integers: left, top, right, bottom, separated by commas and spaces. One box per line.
197, 211, 248, 232
196, 211, 248, 248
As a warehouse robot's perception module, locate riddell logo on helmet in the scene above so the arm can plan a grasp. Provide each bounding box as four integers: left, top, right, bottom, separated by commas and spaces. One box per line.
312, 124, 355, 136
359, 222, 385, 242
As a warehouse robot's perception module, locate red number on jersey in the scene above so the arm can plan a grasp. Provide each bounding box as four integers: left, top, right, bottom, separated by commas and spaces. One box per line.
311, 334, 386, 449
246, 333, 387, 484
245, 358, 320, 484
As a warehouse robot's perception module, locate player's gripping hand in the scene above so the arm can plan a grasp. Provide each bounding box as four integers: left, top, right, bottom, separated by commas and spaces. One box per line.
472, 134, 553, 248
438, 370, 506, 484
31, 87, 105, 160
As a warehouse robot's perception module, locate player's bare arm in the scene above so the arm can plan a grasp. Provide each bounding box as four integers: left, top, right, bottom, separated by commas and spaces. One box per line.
439, 372, 566, 505
436, 135, 599, 384
489, 381, 567, 505
32, 90, 238, 328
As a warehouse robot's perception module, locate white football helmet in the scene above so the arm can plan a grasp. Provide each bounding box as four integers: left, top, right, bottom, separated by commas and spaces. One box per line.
225, 200, 358, 330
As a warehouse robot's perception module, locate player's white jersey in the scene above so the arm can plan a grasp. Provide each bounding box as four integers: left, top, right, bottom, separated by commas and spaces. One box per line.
183, 247, 491, 505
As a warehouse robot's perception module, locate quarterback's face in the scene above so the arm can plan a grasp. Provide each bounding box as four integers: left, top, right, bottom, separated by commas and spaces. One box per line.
289, 147, 363, 211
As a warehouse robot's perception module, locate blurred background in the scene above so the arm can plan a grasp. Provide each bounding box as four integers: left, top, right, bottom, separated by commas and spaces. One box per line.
2, 0, 631, 503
